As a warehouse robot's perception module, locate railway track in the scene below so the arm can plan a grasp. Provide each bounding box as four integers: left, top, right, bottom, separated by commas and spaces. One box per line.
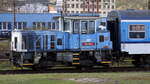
0, 67, 149, 74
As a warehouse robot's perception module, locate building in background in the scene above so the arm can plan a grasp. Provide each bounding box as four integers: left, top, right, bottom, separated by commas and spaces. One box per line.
56, 0, 64, 13
16, 3, 48, 13
63, 0, 116, 16
0, 0, 50, 13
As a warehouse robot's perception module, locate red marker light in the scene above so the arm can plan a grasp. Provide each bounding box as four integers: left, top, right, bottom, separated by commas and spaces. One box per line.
82, 42, 95, 46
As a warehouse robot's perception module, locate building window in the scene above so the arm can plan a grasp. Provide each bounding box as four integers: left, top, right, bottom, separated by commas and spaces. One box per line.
112, 5, 115, 9
72, 11, 74, 13
99, 5, 101, 9
103, 5, 106, 9
81, 4, 83, 8
108, 5, 110, 9
103, 11, 106, 14
33, 22, 46, 30
67, 4, 70, 8
76, 4, 79, 8
72, 4, 74, 8
129, 25, 145, 39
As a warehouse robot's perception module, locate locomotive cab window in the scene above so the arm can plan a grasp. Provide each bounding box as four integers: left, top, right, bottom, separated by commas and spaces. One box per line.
129, 25, 145, 39
99, 35, 104, 42
22, 36, 27, 49
14, 37, 18, 49
81, 21, 88, 34
73, 20, 80, 34
64, 21, 70, 32
89, 21, 95, 34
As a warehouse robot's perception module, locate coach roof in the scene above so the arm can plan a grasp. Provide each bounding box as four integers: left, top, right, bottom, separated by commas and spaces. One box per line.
107, 10, 150, 21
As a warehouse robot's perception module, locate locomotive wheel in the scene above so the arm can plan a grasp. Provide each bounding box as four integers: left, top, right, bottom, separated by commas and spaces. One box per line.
132, 56, 150, 67
132, 56, 143, 67
143, 56, 150, 67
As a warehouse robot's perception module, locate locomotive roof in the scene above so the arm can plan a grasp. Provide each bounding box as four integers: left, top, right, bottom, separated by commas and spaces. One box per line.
107, 10, 150, 21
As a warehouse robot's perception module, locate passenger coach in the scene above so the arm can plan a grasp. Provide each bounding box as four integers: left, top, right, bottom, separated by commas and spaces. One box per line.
107, 10, 150, 67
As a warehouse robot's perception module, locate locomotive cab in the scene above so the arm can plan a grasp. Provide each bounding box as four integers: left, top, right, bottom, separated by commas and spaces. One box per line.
57, 14, 112, 66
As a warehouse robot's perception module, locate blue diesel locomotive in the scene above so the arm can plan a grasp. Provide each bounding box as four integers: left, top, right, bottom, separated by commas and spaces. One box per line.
10, 14, 112, 68
9, 10, 150, 69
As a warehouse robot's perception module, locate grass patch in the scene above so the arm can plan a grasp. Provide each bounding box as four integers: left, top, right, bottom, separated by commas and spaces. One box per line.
0, 72, 149, 84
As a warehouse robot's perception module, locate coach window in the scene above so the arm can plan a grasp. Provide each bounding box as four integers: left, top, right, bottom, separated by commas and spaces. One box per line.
89, 21, 95, 34
0, 22, 2, 29
52, 22, 55, 30
48, 22, 51, 30
8, 22, 11, 29
36, 36, 41, 49
81, 21, 88, 34
37, 22, 40, 28
18, 22, 22, 29
129, 25, 145, 39
3, 22, 7, 30
23, 22, 27, 29
44, 35, 48, 49
42, 22, 46, 29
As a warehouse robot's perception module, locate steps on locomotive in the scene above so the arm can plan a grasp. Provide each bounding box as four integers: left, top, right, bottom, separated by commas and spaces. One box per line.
72, 52, 80, 65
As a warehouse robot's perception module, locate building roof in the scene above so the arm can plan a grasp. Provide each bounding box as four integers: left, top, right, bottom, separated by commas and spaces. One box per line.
107, 10, 150, 21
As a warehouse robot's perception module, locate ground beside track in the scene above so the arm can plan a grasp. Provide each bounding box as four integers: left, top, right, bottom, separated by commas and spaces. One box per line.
0, 72, 150, 84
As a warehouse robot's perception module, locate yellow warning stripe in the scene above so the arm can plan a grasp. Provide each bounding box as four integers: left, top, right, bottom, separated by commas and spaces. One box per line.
124, 60, 135, 62
101, 61, 112, 64
22, 64, 33, 66
72, 63, 80, 65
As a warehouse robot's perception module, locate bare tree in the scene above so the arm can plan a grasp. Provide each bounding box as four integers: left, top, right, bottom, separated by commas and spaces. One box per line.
148, 0, 150, 9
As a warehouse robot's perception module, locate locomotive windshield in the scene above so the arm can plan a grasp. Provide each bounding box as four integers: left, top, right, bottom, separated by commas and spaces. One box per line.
81, 21, 88, 34
81, 20, 95, 34
73, 20, 80, 34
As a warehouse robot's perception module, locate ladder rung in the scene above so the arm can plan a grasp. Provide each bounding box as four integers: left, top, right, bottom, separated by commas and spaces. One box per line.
101, 61, 112, 64
22, 64, 34, 66
72, 63, 80, 65
73, 58, 80, 60
73, 53, 80, 55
